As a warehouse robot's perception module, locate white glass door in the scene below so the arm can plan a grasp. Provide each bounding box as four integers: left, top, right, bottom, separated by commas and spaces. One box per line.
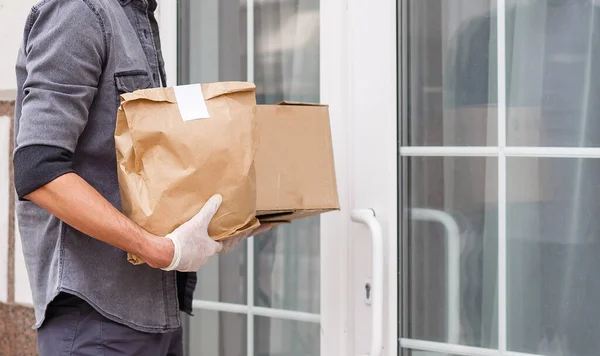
396, 1, 600, 356
334, 0, 600, 355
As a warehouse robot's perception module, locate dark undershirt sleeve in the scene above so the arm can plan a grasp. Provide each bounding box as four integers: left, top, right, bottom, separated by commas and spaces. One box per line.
177, 271, 197, 315
13, 145, 75, 201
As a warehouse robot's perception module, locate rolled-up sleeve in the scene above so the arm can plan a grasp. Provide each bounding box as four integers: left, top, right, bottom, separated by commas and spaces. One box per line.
14, 0, 107, 200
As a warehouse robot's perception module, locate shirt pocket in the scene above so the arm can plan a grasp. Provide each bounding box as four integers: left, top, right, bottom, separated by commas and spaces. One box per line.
114, 70, 154, 107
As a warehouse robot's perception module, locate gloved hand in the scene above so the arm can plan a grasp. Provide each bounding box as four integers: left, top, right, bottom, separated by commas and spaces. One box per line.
161, 194, 224, 272
220, 223, 275, 254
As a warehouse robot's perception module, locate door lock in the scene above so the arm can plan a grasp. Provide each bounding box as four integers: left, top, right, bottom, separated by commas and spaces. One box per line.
365, 281, 372, 305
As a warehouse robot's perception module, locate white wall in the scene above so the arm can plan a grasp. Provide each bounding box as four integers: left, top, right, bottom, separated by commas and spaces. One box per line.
0, 0, 38, 90
0, 117, 8, 303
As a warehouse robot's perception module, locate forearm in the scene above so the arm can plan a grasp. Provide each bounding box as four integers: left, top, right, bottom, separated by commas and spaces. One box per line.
25, 173, 172, 268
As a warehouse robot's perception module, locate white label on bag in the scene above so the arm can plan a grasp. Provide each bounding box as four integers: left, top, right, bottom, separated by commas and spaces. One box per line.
173, 84, 211, 121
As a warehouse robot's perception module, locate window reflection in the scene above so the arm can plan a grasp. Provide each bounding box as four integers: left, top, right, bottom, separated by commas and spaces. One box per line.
404, 0, 497, 146
402, 156, 498, 348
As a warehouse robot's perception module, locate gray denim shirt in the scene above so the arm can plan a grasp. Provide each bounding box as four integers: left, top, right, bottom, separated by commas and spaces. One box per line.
14, 0, 182, 333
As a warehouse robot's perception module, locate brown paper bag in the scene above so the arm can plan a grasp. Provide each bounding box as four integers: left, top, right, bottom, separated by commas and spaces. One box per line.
115, 82, 260, 265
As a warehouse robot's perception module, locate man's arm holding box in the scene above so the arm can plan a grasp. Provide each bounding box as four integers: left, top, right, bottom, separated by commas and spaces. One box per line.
25, 174, 230, 271
13, 0, 237, 272
25, 174, 270, 270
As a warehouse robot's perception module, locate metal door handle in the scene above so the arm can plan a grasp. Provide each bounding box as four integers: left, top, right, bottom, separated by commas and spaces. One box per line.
351, 209, 383, 356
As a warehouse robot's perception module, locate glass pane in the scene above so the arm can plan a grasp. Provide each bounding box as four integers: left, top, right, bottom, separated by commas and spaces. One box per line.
505, 1, 600, 147
195, 242, 247, 305
178, 0, 247, 85
402, 157, 498, 348
253, 0, 321, 315
254, 221, 320, 314
254, 317, 319, 356
404, 0, 497, 146
188, 310, 247, 356
507, 158, 600, 355
253, 0, 320, 103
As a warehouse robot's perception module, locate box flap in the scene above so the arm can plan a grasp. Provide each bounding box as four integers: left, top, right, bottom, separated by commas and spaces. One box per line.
256, 210, 296, 219
257, 208, 339, 223
276, 101, 327, 107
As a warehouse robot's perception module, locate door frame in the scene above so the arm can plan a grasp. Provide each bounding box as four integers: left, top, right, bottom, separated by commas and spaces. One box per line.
341, 0, 399, 354
322, 0, 399, 354
319, 0, 351, 353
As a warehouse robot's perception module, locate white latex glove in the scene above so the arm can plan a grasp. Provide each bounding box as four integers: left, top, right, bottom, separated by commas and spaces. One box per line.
161, 194, 224, 272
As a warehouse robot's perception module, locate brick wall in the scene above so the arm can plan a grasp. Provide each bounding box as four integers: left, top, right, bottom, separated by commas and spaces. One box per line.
0, 92, 37, 356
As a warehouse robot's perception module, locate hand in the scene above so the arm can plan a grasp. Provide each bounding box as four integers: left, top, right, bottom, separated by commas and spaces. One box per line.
220, 223, 276, 254
160, 194, 224, 272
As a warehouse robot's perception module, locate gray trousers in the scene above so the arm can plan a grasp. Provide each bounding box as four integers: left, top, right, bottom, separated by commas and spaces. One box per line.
37, 293, 183, 356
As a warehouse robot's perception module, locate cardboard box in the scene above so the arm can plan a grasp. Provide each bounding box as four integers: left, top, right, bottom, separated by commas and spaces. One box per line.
254, 102, 340, 222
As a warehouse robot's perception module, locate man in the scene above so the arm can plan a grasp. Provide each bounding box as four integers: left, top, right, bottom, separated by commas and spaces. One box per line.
13, 0, 267, 354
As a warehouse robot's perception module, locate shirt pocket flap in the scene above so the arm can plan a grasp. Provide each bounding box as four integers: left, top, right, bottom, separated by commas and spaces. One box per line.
114, 70, 154, 94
